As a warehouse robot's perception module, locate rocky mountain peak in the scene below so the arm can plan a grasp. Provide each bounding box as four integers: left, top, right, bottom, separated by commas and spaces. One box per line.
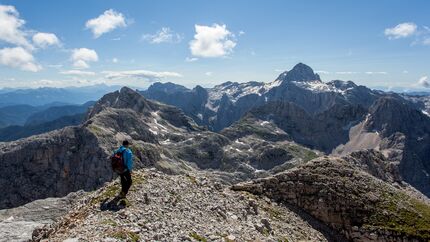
86, 87, 154, 120
147, 82, 189, 94
276, 63, 321, 83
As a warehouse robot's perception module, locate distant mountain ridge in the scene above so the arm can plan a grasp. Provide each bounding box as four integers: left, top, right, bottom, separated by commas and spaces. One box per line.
0, 84, 120, 106
141, 63, 382, 131
141, 63, 430, 197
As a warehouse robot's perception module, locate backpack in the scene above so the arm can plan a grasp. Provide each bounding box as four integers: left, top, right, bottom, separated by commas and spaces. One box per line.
111, 149, 126, 174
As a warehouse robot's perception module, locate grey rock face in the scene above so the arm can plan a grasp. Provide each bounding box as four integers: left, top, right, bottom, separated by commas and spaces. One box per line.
365, 96, 430, 196
0, 191, 83, 242
141, 63, 381, 131
233, 156, 430, 241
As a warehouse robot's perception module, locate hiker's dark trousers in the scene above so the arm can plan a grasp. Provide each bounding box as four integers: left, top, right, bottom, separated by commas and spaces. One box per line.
120, 170, 132, 195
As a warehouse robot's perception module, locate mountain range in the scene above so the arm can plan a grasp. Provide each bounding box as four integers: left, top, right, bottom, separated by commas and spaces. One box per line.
0, 63, 429, 241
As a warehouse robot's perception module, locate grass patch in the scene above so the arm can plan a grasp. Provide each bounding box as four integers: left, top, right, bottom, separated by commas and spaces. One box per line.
189, 232, 207, 242
262, 204, 283, 220
91, 183, 120, 205
288, 144, 318, 162
186, 174, 198, 185
87, 124, 105, 136
110, 229, 140, 242
366, 191, 430, 239
101, 219, 118, 226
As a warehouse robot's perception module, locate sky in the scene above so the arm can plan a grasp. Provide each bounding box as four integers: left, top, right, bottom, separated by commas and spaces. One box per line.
0, 0, 429, 91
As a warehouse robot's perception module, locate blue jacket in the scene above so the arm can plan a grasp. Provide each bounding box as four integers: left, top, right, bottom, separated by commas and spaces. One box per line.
114, 146, 133, 172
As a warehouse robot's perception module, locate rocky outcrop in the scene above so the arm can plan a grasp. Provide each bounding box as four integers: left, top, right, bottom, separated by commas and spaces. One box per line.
0, 191, 83, 242
233, 156, 430, 241
32, 169, 330, 242
226, 101, 366, 153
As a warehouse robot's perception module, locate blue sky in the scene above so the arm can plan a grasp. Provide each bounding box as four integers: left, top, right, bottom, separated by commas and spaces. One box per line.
0, 0, 429, 91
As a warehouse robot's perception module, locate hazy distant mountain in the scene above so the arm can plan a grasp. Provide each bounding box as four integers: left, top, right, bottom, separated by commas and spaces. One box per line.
0, 84, 120, 106
25, 101, 95, 126
0, 113, 85, 142
0, 105, 42, 127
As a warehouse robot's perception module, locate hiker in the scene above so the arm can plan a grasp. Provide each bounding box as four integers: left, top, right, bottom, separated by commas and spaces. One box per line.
112, 140, 133, 198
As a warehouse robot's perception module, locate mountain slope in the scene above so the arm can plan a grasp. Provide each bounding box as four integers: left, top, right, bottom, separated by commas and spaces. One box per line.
142, 63, 381, 131
0, 87, 319, 209
233, 156, 430, 241
32, 169, 330, 242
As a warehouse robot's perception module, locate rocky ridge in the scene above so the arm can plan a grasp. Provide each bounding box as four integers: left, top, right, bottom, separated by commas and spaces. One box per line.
32, 169, 329, 242
233, 156, 430, 241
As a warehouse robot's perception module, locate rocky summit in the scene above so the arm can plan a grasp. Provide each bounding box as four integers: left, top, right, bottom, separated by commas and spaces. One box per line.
0, 63, 429, 242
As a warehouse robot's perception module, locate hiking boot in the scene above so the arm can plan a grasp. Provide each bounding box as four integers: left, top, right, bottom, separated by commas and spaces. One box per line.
118, 191, 126, 199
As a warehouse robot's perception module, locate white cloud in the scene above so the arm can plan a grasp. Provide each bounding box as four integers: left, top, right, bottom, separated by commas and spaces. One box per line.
402, 70, 409, 74
316, 70, 330, 74
365, 71, 388, 75
60, 70, 96, 76
423, 37, 430, 46
0, 5, 32, 49
384, 22, 417, 39
185, 57, 198, 62
112, 57, 118, 63
0, 47, 41, 72
85, 9, 127, 38
142, 27, 182, 44
418, 76, 429, 88
189, 24, 236, 58
335, 71, 359, 74
238, 30, 245, 36
32, 32, 60, 48
205, 72, 213, 76
103, 70, 182, 82
71, 48, 98, 69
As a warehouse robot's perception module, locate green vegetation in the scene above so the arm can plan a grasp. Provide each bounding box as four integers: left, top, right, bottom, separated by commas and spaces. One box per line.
287, 144, 318, 162
366, 191, 430, 239
87, 124, 105, 136
186, 174, 198, 185
262, 205, 283, 220
189, 232, 207, 242
101, 219, 118, 226
91, 183, 120, 205
110, 229, 140, 242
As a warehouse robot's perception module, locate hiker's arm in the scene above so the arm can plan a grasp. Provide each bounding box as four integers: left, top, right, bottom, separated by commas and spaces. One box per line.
126, 150, 133, 172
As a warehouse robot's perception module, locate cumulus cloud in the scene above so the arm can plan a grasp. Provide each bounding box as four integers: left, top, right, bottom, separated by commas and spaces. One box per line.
142, 27, 182, 44
85, 9, 127, 38
103, 70, 182, 82
60, 70, 96, 76
32, 32, 60, 48
189, 24, 236, 58
0, 47, 41, 72
71, 48, 98, 69
418, 76, 429, 88
0, 5, 32, 49
384, 22, 417, 39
